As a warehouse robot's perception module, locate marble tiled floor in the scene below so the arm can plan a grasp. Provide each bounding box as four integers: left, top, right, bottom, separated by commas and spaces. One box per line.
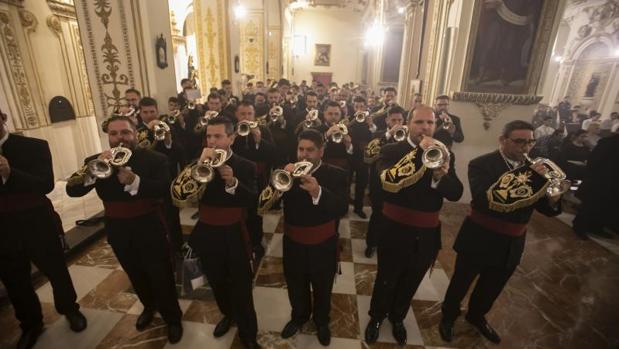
48, 180, 103, 233
1, 202, 618, 349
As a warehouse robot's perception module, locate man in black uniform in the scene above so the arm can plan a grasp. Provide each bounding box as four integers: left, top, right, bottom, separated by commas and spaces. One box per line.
136, 97, 186, 252
317, 101, 353, 172
370, 87, 397, 130
433, 95, 464, 148
347, 96, 374, 219
66, 115, 183, 343
439, 120, 562, 344
232, 101, 276, 259
363, 106, 406, 257
258, 129, 349, 346
184, 116, 260, 349
0, 109, 86, 349
365, 106, 463, 345
266, 87, 295, 167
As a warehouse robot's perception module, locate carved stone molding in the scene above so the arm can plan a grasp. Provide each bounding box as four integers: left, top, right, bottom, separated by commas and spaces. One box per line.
46, 15, 62, 36
452, 92, 543, 130
0, 0, 24, 7
18, 9, 37, 33
47, 0, 77, 19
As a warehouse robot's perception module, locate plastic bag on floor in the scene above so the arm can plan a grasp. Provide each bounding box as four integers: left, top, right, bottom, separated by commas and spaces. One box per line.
182, 246, 205, 295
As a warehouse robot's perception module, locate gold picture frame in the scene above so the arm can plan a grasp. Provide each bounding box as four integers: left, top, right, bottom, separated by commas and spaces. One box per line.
461, 0, 561, 95
314, 44, 331, 66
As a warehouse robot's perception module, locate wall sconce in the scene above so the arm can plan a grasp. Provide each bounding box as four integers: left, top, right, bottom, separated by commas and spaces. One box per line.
234, 3, 247, 19
293, 34, 307, 56
364, 21, 385, 48
156, 34, 168, 69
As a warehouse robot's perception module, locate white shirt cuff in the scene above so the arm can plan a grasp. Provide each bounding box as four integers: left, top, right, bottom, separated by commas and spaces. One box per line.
1, 175, 7, 184
369, 124, 377, 133
83, 175, 97, 186
385, 131, 392, 140
311, 186, 323, 205
225, 177, 239, 195
431, 177, 441, 189
123, 174, 141, 196
346, 143, 354, 154
255, 142, 260, 150
165, 139, 172, 149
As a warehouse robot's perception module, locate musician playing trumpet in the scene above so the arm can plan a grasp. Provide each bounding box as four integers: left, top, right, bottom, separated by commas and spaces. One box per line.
66, 115, 184, 344
317, 101, 354, 171
433, 95, 464, 148
365, 106, 463, 346
258, 129, 349, 346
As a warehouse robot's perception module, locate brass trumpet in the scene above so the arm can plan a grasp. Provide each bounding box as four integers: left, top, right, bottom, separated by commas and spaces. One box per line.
441, 112, 452, 130
87, 143, 132, 179
194, 110, 219, 133
421, 138, 450, 169
269, 106, 284, 123
393, 126, 408, 142
331, 122, 349, 143
523, 154, 570, 197
237, 120, 259, 136
166, 110, 180, 124
270, 161, 314, 192
354, 111, 370, 123
339, 100, 347, 109
304, 109, 319, 128
153, 120, 171, 141
191, 149, 228, 183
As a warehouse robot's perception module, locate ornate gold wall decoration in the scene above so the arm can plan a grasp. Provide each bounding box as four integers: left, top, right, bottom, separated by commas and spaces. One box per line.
46, 14, 62, 36
18, 9, 37, 32
452, 92, 543, 130
47, 0, 77, 19
71, 22, 95, 115
267, 27, 281, 80
0, 11, 39, 128
205, 7, 219, 88
240, 13, 264, 80
216, 0, 229, 79
80, 0, 107, 114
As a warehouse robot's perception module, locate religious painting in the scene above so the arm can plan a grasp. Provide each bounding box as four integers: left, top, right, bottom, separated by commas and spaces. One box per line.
462, 0, 560, 95
584, 73, 600, 98
314, 44, 331, 66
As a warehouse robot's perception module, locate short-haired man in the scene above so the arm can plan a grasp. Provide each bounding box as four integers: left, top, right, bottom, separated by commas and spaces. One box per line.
370, 87, 398, 130
433, 95, 464, 147
258, 129, 349, 346
317, 101, 353, 171
439, 120, 562, 344
347, 96, 375, 218
67, 115, 183, 344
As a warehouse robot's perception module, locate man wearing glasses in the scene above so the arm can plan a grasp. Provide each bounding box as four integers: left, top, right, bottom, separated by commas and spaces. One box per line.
438, 120, 562, 344
433, 95, 464, 148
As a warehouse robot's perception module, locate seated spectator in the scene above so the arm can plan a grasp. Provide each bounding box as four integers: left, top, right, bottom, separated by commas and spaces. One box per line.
600, 112, 619, 137
581, 110, 601, 131
559, 129, 591, 180
534, 116, 555, 139
584, 122, 601, 150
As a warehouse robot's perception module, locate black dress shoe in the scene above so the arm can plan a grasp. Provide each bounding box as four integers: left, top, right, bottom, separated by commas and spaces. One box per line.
240, 338, 261, 349
66, 310, 87, 332
136, 309, 155, 331
364, 318, 381, 344
281, 320, 300, 338
316, 324, 331, 346
438, 319, 454, 342
213, 317, 233, 338
364, 246, 375, 258
17, 323, 43, 349
465, 316, 501, 344
354, 209, 367, 219
391, 321, 407, 345
167, 322, 183, 344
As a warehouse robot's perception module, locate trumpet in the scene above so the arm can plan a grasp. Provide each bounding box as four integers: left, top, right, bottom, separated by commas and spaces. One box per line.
269, 106, 284, 123
237, 120, 258, 136
153, 120, 170, 141
304, 109, 319, 128
339, 100, 347, 109
523, 154, 570, 197
393, 126, 409, 142
191, 149, 228, 183
194, 110, 219, 133
421, 138, 450, 169
166, 110, 180, 125
440, 112, 452, 130
354, 111, 369, 123
87, 143, 132, 179
331, 122, 348, 143
270, 161, 314, 192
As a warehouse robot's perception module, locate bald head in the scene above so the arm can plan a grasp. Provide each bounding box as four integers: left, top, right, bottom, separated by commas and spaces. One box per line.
408, 105, 436, 143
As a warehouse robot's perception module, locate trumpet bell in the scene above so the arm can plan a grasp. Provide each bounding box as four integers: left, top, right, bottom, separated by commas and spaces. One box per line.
354, 111, 369, 123
523, 154, 570, 196
108, 145, 132, 167
393, 126, 408, 142
271, 169, 293, 192
154, 121, 170, 141
191, 164, 214, 183
422, 140, 449, 169
237, 121, 258, 137
87, 159, 113, 179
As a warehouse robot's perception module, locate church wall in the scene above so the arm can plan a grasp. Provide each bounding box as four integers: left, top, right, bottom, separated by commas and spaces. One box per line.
290, 8, 362, 84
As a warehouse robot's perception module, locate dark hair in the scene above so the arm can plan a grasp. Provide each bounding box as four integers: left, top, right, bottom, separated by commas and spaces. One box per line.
125, 88, 141, 96
298, 129, 324, 148
267, 87, 279, 94
543, 116, 552, 121
222, 79, 232, 86
353, 96, 366, 104
383, 87, 397, 94
209, 87, 218, 93
206, 115, 234, 135
305, 91, 318, 98
502, 120, 534, 138
107, 115, 137, 130
180, 78, 191, 85
139, 97, 157, 108
255, 92, 266, 99
435, 94, 449, 101
277, 78, 291, 87
207, 93, 221, 101
237, 101, 254, 109
388, 105, 406, 116
323, 100, 340, 110
168, 97, 179, 103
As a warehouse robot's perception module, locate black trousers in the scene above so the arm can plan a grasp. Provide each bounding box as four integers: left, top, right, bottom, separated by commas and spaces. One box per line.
164, 197, 183, 252
189, 222, 258, 341
351, 161, 369, 211
0, 208, 79, 330
369, 218, 439, 322
283, 235, 337, 326
246, 191, 264, 249
366, 195, 383, 248
441, 253, 515, 323
106, 213, 182, 324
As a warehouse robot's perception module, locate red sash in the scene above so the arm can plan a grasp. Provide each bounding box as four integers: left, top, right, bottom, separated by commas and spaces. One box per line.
103, 199, 160, 218
284, 220, 337, 245
382, 202, 440, 229
0, 193, 49, 213
198, 206, 243, 225
469, 209, 527, 237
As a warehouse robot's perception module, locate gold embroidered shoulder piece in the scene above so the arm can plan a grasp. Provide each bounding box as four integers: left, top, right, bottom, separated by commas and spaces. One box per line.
487, 168, 549, 213
170, 161, 205, 208
380, 148, 427, 193
67, 164, 89, 187
364, 138, 382, 164
257, 185, 282, 215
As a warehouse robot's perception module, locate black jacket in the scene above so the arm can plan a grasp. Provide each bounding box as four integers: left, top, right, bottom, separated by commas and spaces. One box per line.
434, 112, 464, 147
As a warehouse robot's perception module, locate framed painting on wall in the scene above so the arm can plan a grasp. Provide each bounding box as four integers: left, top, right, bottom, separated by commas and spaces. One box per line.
314, 44, 331, 66
461, 0, 560, 95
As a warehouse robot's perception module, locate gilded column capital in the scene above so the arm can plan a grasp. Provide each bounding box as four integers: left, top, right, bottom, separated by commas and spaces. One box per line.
46, 14, 62, 36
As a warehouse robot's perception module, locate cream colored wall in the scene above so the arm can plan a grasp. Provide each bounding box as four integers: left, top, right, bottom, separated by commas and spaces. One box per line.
291, 8, 362, 84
